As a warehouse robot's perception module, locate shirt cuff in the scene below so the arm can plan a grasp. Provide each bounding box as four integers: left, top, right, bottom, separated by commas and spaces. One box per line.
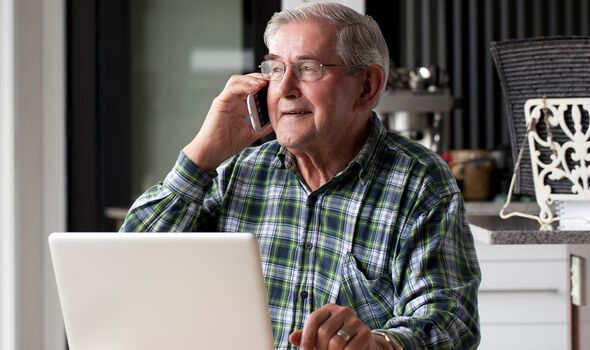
163, 151, 218, 202
375, 329, 422, 350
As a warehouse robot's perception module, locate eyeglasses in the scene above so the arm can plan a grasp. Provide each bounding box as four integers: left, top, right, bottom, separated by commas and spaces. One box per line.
259, 59, 352, 82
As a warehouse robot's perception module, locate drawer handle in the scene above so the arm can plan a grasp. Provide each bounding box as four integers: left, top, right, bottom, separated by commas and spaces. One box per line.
479, 288, 560, 294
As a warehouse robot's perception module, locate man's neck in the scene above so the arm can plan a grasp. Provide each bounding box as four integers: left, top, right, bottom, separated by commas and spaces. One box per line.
290, 119, 372, 191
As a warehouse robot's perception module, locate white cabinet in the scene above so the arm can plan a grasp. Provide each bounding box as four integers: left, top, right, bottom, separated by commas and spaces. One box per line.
474, 242, 571, 350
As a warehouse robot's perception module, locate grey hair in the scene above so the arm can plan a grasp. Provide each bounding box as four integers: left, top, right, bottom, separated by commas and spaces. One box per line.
263, 2, 389, 90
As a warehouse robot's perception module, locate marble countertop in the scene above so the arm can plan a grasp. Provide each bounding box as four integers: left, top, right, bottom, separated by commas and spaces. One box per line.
468, 215, 590, 245
465, 202, 590, 245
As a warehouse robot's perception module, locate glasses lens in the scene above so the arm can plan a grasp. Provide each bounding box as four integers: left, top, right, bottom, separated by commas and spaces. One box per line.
297, 60, 322, 81
259, 60, 325, 81
260, 60, 285, 81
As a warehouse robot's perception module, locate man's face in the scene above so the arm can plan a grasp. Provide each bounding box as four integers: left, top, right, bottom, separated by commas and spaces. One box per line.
266, 21, 365, 154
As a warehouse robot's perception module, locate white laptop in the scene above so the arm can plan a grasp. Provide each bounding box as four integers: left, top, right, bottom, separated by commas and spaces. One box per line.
48, 232, 275, 350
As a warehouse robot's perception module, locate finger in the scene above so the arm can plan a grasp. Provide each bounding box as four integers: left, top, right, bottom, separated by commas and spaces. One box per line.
245, 72, 266, 79
288, 330, 303, 346
324, 308, 363, 350
316, 316, 346, 350
324, 330, 347, 350
344, 327, 372, 350
300, 307, 333, 350
223, 74, 267, 99
308, 305, 355, 350
338, 318, 374, 349
209, 79, 262, 119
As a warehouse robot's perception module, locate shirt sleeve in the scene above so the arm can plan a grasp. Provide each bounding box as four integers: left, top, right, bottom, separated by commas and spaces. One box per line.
383, 192, 481, 349
120, 151, 222, 232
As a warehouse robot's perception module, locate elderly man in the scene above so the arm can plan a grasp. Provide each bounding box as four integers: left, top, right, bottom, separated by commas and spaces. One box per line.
122, 3, 481, 350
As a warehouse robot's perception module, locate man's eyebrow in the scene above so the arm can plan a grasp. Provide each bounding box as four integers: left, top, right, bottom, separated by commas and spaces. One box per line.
295, 55, 320, 61
264, 54, 279, 60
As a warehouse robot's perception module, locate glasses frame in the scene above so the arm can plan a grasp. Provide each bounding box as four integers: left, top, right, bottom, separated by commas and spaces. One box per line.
259, 59, 353, 82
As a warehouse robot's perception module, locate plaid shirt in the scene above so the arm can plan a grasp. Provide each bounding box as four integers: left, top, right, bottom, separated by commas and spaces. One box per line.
121, 116, 481, 349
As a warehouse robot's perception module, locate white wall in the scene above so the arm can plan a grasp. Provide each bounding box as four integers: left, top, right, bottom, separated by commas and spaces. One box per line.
0, 0, 16, 348
42, 0, 67, 347
0, 0, 66, 349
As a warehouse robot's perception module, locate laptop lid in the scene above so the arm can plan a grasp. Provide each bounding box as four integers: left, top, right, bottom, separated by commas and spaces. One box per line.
49, 232, 275, 350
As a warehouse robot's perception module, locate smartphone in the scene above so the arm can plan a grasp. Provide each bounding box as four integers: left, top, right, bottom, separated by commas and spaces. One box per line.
247, 86, 270, 131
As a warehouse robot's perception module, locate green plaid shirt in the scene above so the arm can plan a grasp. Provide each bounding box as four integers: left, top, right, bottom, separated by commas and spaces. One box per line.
122, 116, 481, 349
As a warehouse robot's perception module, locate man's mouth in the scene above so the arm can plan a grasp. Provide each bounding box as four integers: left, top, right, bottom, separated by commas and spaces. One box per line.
282, 110, 311, 116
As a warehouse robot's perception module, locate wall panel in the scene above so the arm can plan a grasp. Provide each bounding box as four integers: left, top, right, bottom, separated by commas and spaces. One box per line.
369, 0, 590, 152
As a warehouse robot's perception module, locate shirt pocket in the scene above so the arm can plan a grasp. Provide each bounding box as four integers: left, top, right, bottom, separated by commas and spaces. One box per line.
337, 253, 396, 329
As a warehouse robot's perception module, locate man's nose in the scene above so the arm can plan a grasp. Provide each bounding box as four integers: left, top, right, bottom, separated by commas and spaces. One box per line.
276, 66, 301, 99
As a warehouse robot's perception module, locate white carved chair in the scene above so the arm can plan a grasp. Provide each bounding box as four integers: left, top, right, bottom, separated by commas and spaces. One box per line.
501, 97, 590, 230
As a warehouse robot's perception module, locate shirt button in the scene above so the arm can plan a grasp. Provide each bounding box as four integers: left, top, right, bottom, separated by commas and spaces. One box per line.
304, 242, 313, 250
299, 291, 309, 299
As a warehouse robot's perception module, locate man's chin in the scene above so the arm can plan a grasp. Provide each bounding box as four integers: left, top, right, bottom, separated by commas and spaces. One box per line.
276, 132, 310, 152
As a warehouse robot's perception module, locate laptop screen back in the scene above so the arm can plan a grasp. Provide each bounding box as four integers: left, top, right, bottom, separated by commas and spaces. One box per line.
49, 232, 274, 350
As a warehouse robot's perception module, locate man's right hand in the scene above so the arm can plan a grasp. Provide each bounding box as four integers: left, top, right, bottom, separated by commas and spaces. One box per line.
182, 74, 273, 171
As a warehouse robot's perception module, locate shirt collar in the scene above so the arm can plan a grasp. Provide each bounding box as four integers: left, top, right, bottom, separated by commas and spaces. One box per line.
349, 113, 387, 184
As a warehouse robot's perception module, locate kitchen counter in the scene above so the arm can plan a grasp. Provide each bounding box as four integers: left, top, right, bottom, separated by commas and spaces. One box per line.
469, 215, 590, 245
465, 201, 590, 244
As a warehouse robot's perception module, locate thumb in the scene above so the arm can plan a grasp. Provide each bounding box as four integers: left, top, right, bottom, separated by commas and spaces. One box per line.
289, 330, 303, 346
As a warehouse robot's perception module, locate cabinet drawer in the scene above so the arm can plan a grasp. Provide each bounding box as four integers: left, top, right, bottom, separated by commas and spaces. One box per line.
474, 241, 567, 261
479, 291, 568, 323
479, 324, 568, 350
480, 261, 567, 290
478, 261, 569, 323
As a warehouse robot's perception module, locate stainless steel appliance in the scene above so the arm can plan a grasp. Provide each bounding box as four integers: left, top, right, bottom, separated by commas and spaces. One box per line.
375, 65, 454, 154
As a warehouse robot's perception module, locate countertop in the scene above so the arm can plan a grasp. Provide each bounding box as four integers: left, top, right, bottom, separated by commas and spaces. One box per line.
465, 202, 590, 245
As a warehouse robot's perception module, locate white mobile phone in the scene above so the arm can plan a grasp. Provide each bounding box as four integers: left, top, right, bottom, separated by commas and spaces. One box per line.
247, 86, 270, 131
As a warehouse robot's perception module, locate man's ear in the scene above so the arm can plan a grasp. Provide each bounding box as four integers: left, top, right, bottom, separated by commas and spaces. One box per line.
354, 65, 386, 112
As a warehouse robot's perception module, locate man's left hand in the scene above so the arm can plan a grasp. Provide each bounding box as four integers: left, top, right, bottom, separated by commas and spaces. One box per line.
288, 304, 391, 350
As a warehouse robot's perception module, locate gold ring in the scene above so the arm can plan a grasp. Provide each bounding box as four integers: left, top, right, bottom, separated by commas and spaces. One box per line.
336, 329, 351, 342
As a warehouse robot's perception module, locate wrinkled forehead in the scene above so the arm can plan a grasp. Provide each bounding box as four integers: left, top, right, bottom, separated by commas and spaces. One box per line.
267, 21, 341, 63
